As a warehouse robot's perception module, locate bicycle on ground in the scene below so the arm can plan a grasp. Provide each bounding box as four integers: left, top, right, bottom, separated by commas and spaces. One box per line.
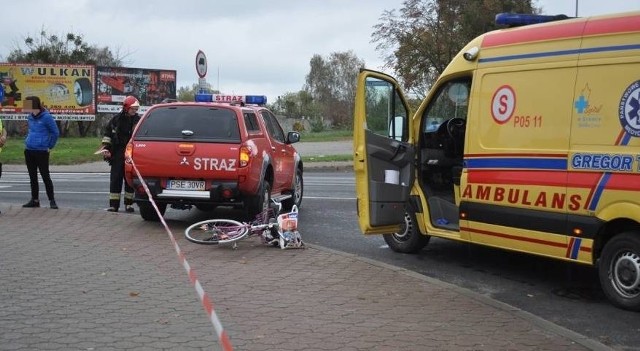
185, 205, 303, 250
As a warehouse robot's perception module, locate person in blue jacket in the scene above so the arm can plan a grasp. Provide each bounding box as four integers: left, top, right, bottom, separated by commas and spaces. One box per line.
22, 96, 60, 209
0, 118, 6, 214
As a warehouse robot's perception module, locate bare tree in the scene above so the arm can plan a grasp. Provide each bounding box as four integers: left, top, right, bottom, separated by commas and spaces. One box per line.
304, 51, 364, 128
372, 0, 538, 97
6, 29, 125, 66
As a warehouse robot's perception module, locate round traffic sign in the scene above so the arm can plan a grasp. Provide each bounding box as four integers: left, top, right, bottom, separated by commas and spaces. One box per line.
448, 83, 469, 105
195, 50, 208, 78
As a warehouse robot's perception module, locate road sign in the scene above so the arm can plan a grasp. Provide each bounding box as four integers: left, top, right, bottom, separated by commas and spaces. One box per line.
196, 50, 207, 78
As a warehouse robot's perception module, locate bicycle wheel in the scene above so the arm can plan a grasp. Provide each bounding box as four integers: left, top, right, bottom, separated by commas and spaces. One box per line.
185, 219, 248, 245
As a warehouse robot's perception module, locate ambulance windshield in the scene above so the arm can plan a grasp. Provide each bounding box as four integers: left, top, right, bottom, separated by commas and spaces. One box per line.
423, 79, 471, 133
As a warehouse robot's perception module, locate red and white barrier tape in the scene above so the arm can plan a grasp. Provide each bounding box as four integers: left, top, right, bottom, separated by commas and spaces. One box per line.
130, 159, 233, 351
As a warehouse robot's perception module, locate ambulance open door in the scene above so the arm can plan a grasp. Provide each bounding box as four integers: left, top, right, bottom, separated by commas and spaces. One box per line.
353, 69, 416, 234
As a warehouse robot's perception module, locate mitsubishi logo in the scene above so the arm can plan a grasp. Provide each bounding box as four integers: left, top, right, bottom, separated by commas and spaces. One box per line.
180, 157, 190, 166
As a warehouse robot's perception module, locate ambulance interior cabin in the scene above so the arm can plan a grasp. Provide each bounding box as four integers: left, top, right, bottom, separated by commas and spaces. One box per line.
418, 79, 471, 231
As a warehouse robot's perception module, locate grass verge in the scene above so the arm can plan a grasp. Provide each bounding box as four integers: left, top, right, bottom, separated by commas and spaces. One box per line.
1, 137, 103, 165
301, 154, 352, 163
0, 137, 353, 165
298, 130, 352, 142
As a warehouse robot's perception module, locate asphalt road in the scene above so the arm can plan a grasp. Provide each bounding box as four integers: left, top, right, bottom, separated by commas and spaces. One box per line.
293, 140, 352, 157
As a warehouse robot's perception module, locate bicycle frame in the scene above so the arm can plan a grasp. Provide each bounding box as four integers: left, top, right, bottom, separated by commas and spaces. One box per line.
184, 205, 303, 250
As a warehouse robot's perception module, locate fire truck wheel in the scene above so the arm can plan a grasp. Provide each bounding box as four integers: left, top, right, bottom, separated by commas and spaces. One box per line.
383, 210, 430, 254
282, 168, 303, 211
196, 204, 217, 212
598, 231, 640, 311
139, 202, 167, 222
247, 180, 271, 220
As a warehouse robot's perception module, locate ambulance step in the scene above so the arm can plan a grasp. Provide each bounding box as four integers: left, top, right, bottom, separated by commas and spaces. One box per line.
427, 196, 459, 231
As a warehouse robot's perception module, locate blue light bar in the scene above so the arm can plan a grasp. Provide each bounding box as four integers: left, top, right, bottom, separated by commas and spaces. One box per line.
495, 13, 570, 27
195, 93, 213, 102
245, 95, 267, 105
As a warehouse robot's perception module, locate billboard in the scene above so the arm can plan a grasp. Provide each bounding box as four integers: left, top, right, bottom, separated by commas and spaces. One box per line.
0, 63, 96, 120
97, 66, 176, 113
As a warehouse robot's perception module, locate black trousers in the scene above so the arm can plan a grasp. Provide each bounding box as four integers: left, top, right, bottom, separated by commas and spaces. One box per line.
109, 149, 134, 208
24, 149, 55, 201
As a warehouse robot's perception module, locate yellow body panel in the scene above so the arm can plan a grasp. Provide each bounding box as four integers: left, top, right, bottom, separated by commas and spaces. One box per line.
354, 11, 640, 266
353, 10, 640, 311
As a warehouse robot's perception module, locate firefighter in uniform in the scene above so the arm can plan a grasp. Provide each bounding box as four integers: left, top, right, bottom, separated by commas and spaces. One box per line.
101, 96, 141, 212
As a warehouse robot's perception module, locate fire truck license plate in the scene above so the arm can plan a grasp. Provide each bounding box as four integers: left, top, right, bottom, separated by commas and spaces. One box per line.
167, 180, 206, 190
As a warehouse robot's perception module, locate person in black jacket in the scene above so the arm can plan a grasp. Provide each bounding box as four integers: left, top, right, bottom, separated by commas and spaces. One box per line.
100, 96, 141, 212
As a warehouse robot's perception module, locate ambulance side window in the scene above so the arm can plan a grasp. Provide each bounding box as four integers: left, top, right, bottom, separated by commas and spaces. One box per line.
365, 77, 409, 142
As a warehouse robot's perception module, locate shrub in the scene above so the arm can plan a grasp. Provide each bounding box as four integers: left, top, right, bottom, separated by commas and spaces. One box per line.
292, 121, 305, 132
310, 117, 325, 133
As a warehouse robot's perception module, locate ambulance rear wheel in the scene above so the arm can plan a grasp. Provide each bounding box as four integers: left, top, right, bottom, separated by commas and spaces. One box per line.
598, 232, 640, 311
383, 211, 430, 254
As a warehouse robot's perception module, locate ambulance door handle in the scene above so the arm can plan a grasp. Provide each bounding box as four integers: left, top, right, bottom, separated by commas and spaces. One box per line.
354, 151, 364, 172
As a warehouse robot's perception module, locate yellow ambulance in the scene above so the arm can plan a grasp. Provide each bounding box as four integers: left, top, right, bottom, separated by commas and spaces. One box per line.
353, 11, 640, 311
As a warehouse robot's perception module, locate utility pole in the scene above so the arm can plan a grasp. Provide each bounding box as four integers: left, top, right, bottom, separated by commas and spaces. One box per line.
575, 0, 579, 17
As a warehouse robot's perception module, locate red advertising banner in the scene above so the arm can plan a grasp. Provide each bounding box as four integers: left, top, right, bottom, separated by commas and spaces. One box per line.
0, 63, 96, 120
97, 66, 176, 113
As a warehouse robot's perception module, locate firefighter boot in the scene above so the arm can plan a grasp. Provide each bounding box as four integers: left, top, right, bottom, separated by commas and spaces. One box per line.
124, 192, 135, 213
108, 193, 121, 212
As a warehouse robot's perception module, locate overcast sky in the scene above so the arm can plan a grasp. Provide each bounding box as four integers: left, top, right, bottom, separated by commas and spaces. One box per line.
2, 0, 638, 103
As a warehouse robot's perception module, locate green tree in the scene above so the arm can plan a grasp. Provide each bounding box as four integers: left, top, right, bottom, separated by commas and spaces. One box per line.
273, 91, 320, 119
177, 83, 219, 102
373, 0, 539, 96
274, 92, 300, 118
304, 51, 365, 128
5, 29, 125, 137
271, 91, 324, 131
